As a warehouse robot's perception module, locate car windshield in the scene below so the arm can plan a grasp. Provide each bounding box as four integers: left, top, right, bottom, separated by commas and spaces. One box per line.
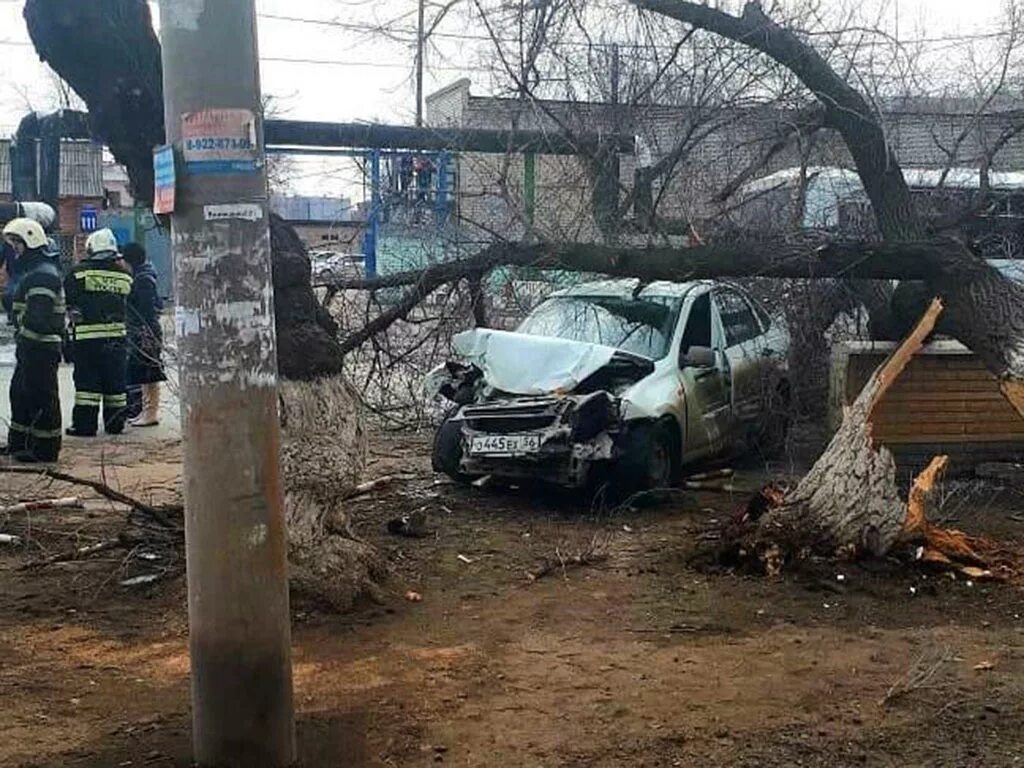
516, 294, 682, 360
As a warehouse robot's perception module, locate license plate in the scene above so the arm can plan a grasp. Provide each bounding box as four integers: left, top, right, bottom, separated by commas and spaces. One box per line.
469, 433, 541, 456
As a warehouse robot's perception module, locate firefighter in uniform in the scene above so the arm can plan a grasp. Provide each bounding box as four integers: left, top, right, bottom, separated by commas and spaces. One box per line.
1, 218, 64, 463
65, 229, 133, 437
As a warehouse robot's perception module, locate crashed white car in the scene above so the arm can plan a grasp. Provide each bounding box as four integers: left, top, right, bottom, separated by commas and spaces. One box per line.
427, 279, 790, 491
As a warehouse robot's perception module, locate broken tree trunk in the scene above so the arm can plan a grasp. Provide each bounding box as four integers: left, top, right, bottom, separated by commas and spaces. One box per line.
755, 299, 945, 571
750, 298, 1024, 579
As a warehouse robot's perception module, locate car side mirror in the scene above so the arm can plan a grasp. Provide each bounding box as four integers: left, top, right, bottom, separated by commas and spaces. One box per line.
681, 345, 715, 368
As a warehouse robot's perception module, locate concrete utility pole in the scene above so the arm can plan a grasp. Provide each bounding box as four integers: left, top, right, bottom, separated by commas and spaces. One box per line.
416, 0, 426, 126
158, 2, 295, 766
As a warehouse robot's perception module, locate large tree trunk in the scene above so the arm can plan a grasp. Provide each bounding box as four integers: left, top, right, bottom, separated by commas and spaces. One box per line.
24, 0, 372, 610
756, 300, 944, 570
279, 376, 386, 611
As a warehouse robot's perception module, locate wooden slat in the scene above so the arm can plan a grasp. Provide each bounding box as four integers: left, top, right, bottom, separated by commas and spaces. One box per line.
843, 345, 1024, 455
872, 403, 1007, 415
894, 380, 1000, 393
882, 390, 1006, 404
873, 409, 1024, 425
879, 433, 1024, 445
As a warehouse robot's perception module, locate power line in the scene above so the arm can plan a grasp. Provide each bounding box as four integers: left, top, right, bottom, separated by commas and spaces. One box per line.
260, 55, 467, 71
258, 11, 1020, 50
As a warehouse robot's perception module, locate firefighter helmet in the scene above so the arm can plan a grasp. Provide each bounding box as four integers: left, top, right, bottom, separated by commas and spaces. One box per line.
2, 217, 49, 250
85, 228, 120, 257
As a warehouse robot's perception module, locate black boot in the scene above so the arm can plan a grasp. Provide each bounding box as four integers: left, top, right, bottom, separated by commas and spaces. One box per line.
65, 427, 97, 438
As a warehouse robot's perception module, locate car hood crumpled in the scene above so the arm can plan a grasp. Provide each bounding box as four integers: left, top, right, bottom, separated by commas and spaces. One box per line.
452, 328, 623, 396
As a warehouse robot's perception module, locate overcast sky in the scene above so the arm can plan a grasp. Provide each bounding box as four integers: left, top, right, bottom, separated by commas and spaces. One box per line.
0, 0, 1014, 197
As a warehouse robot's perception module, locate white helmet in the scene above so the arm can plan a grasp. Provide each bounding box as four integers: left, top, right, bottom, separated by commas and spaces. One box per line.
85, 228, 120, 257
19, 201, 56, 229
3, 217, 49, 250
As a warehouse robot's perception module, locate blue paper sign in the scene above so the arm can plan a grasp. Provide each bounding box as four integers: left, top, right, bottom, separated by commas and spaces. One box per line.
153, 144, 177, 214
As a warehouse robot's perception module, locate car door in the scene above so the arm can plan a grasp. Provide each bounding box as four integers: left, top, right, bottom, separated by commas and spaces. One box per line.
677, 291, 732, 461
713, 287, 765, 426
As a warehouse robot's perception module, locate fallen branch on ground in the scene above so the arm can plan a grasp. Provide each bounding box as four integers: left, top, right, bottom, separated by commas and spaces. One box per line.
684, 481, 741, 492
881, 645, 955, 706
0, 497, 82, 515
527, 535, 610, 582
20, 536, 128, 569
527, 550, 609, 582
0, 466, 180, 529
341, 475, 408, 500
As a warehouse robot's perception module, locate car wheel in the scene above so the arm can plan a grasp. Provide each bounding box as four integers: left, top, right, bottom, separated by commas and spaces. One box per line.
432, 413, 469, 483
613, 420, 678, 494
755, 381, 791, 459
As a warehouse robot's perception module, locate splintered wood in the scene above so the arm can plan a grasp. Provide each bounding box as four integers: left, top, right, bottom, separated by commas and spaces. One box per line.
751, 297, 1023, 580
901, 455, 1019, 581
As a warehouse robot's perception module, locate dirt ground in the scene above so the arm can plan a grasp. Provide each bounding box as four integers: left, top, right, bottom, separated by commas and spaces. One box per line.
2, 430, 1024, 767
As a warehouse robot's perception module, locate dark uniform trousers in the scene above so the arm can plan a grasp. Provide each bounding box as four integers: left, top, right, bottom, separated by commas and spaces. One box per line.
66, 261, 133, 436
9, 342, 62, 461
7, 252, 65, 461
71, 338, 129, 435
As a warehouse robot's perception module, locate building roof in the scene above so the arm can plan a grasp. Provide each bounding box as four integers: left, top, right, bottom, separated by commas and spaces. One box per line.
59, 141, 103, 198
0, 138, 103, 198
270, 194, 357, 223
743, 165, 1024, 197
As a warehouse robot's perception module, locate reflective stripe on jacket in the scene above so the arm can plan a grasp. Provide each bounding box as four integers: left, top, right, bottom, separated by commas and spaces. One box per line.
65, 258, 132, 340
11, 253, 64, 347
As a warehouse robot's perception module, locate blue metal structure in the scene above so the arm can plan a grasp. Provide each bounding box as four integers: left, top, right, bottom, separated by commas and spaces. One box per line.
267, 145, 455, 278
365, 148, 381, 276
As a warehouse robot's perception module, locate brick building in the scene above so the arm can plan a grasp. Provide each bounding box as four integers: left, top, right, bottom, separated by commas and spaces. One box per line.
270, 194, 364, 253
425, 79, 1024, 244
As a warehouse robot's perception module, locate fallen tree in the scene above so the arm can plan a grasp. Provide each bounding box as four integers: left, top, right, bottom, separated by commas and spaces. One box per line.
24, 0, 1024, 574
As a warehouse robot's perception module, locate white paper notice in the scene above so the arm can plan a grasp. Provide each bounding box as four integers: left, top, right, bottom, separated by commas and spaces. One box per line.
203, 203, 265, 222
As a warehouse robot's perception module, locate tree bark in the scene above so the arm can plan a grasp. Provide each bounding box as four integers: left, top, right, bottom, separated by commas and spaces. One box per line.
755, 299, 944, 570
279, 377, 386, 611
